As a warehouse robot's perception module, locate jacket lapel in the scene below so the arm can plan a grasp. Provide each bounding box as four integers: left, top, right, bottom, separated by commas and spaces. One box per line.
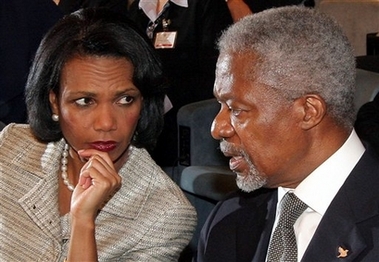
235, 188, 277, 262
201, 188, 276, 262
302, 202, 367, 261
303, 147, 379, 261
18, 140, 63, 243
100, 146, 154, 220
250, 190, 277, 262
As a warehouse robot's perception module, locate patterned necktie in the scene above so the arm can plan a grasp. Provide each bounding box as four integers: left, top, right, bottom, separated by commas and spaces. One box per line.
266, 192, 308, 262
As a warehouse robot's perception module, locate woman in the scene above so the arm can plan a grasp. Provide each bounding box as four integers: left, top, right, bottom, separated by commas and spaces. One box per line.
0, 8, 196, 261
53, 0, 234, 168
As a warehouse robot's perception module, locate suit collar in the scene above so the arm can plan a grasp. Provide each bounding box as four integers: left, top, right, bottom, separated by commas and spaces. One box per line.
303, 147, 379, 261
236, 189, 277, 262
202, 188, 276, 262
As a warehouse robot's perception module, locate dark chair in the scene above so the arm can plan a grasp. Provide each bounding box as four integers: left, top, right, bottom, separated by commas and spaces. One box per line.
0, 121, 6, 131
176, 98, 237, 257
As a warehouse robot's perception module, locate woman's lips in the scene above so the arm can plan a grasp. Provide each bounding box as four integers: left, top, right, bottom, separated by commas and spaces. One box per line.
89, 141, 117, 152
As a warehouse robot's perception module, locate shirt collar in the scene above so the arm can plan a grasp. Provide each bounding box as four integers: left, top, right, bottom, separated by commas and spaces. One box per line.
293, 129, 365, 216
139, 0, 188, 22
278, 130, 365, 215
170, 0, 188, 7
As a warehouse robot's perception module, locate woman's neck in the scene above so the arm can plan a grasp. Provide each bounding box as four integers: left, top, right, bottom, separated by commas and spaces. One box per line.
157, 0, 169, 14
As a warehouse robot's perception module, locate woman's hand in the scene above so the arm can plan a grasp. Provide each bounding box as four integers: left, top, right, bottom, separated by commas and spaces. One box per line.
66, 149, 122, 262
70, 149, 122, 220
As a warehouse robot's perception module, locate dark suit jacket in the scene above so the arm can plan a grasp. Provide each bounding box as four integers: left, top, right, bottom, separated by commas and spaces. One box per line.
196, 146, 379, 262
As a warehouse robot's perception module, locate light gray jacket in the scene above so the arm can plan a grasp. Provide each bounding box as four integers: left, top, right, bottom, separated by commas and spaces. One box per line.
0, 124, 196, 261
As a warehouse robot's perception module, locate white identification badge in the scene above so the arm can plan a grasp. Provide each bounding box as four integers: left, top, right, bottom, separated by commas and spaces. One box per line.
154, 31, 177, 49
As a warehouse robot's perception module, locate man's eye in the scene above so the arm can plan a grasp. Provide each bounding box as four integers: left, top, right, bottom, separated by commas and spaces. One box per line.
231, 109, 242, 116
75, 97, 92, 106
228, 106, 242, 116
118, 95, 134, 105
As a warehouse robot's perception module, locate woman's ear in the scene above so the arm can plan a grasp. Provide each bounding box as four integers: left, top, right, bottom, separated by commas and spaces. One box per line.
297, 94, 327, 130
49, 90, 59, 115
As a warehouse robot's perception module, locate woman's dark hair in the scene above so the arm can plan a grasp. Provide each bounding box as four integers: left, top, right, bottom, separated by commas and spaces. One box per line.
25, 8, 167, 152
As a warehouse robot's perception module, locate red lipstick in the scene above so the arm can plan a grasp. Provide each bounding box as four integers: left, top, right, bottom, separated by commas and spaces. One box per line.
90, 141, 117, 152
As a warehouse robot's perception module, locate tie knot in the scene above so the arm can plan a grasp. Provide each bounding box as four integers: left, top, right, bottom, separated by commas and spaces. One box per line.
278, 192, 308, 228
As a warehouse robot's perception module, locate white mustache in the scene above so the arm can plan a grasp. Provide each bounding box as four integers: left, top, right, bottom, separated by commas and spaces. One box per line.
219, 140, 242, 156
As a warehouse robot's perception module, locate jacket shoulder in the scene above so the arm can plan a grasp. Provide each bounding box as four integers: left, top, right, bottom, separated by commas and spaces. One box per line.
0, 124, 45, 157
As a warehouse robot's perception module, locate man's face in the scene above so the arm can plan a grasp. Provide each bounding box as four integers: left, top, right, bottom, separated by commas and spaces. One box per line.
211, 53, 307, 191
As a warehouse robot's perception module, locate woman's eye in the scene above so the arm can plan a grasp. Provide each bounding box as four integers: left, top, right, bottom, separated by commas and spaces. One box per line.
118, 95, 134, 105
75, 97, 92, 106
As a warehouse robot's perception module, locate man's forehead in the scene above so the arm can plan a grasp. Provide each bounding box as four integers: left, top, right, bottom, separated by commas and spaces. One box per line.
216, 53, 233, 73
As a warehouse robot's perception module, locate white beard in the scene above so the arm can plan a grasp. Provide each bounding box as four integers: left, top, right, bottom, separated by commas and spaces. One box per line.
220, 140, 267, 192
235, 152, 267, 192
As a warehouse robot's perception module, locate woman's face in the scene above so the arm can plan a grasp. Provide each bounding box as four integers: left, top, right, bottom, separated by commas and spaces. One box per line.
50, 56, 142, 169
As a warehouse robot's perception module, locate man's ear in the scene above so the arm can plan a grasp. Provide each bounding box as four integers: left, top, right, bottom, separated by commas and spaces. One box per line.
297, 94, 327, 130
49, 90, 59, 115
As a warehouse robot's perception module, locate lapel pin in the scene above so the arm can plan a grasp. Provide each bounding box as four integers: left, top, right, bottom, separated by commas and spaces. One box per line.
337, 246, 349, 258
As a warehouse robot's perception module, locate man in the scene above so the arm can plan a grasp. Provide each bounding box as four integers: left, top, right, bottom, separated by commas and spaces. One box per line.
196, 6, 379, 262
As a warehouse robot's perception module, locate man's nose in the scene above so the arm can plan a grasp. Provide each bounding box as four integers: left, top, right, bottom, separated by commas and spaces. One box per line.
211, 109, 234, 140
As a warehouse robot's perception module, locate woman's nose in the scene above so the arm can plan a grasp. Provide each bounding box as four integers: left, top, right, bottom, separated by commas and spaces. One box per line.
93, 105, 117, 132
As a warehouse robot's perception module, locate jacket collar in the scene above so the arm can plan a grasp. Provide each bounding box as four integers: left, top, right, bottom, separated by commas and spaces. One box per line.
302, 146, 379, 261
18, 139, 63, 242
100, 146, 156, 220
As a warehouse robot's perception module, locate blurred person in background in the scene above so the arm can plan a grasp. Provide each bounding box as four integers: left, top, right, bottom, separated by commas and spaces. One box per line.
0, 0, 62, 124
127, 0, 233, 167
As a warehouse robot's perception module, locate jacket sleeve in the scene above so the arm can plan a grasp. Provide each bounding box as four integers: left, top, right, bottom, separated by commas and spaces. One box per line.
121, 199, 197, 261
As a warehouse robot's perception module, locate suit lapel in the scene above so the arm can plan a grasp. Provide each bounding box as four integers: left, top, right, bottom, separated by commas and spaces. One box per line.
303, 147, 379, 261
203, 188, 276, 262
236, 189, 277, 262
302, 200, 367, 261
250, 190, 277, 262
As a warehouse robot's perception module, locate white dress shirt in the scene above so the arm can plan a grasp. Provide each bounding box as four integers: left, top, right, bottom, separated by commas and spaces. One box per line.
268, 130, 365, 261
139, 0, 188, 22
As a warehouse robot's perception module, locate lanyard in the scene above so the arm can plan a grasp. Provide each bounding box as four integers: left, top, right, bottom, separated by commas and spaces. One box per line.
146, 2, 171, 40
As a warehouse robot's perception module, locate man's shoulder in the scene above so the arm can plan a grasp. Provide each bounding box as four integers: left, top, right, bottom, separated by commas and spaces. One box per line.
210, 187, 277, 222
197, 187, 277, 261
